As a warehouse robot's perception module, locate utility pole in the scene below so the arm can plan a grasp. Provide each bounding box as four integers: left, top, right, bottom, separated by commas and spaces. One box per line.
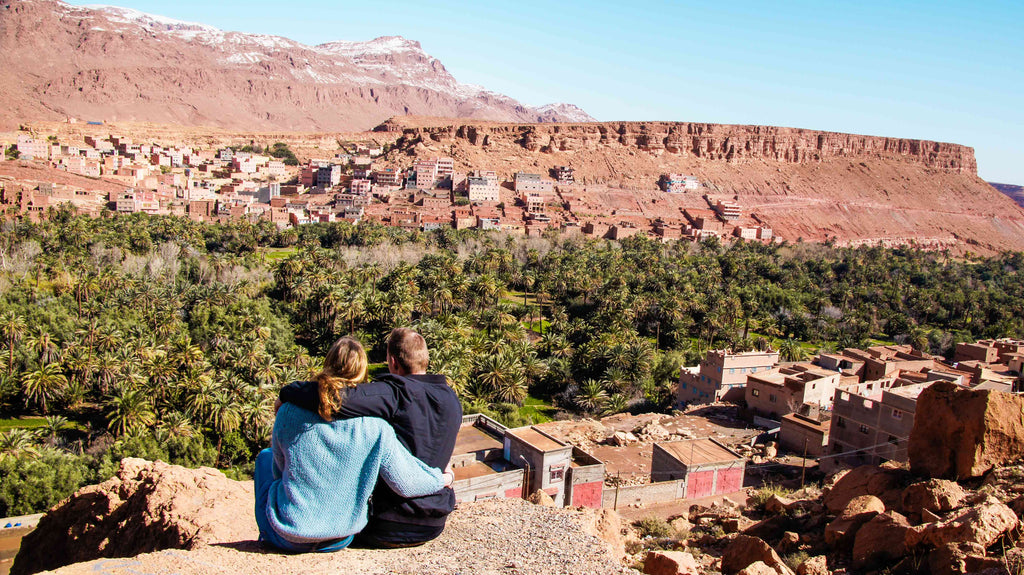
801, 437, 808, 490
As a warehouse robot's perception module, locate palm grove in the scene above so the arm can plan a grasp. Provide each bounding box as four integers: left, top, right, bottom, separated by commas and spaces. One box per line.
1, 208, 1023, 515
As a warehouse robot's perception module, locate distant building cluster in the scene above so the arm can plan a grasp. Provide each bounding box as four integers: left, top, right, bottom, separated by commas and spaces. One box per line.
2, 129, 782, 245
675, 338, 1024, 472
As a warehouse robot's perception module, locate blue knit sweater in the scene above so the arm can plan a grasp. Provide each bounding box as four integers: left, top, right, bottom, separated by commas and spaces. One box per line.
266, 403, 444, 544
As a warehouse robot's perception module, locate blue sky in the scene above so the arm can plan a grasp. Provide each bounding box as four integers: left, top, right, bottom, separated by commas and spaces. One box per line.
69, 0, 1024, 183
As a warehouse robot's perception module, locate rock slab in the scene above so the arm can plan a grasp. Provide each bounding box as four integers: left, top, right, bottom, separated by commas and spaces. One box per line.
908, 382, 1024, 479
12, 458, 256, 575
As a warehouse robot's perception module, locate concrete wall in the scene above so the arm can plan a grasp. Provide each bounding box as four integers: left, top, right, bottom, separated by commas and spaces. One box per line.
566, 449, 605, 509
779, 417, 829, 457
453, 469, 525, 504
651, 443, 688, 482
601, 480, 685, 509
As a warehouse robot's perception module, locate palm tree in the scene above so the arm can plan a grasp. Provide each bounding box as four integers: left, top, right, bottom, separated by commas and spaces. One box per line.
158, 411, 195, 438
25, 328, 61, 366
0, 428, 39, 458
21, 363, 68, 413
575, 379, 609, 414
0, 312, 26, 375
41, 415, 69, 444
207, 390, 242, 464
778, 338, 807, 362
105, 387, 156, 436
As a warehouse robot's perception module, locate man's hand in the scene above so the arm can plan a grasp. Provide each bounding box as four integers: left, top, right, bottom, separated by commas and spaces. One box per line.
443, 462, 454, 487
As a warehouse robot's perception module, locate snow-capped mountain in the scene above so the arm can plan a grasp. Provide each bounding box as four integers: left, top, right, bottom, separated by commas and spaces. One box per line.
0, 0, 595, 130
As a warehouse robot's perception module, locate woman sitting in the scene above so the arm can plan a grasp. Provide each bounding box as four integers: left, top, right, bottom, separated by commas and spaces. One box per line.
254, 337, 451, 552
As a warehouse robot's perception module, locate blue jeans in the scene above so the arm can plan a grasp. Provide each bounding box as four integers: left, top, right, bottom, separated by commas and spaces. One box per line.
253, 448, 353, 553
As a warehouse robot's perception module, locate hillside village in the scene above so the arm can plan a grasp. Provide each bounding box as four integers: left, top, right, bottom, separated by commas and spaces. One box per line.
1, 130, 772, 243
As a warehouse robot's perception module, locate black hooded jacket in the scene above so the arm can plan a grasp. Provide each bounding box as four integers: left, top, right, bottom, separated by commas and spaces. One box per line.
278, 373, 462, 531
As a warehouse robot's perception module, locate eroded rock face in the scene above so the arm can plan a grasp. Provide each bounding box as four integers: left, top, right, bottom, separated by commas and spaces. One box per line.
643, 550, 700, 575
901, 479, 966, 519
11, 458, 256, 575
851, 512, 911, 569
908, 383, 1024, 479
721, 535, 795, 575
824, 495, 885, 549
908, 495, 1019, 550
823, 466, 906, 513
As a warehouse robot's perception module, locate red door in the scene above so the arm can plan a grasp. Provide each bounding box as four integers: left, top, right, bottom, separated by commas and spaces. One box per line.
687, 470, 715, 499
716, 467, 743, 494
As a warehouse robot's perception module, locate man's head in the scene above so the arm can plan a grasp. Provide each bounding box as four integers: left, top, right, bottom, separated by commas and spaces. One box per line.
386, 327, 429, 375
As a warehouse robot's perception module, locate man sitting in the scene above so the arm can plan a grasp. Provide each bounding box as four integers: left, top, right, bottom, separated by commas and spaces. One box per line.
277, 327, 463, 547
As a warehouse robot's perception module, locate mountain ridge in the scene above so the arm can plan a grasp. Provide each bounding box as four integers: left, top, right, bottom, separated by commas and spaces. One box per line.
0, 0, 595, 130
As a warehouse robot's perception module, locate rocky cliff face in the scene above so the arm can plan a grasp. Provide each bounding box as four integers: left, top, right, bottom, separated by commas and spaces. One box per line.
376, 117, 1024, 253
0, 0, 594, 131
381, 119, 977, 174
909, 382, 1024, 480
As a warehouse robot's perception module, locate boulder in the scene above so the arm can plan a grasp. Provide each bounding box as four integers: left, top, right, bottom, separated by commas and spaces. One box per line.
851, 512, 911, 569
11, 458, 257, 575
528, 489, 556, 506
643, 550, 701, 575
764, 494, 795, 514
908, 382, 1024, 479
1010, 495, 1024, 519
738, 561, 779, 575
909, 495, 1018, 550
721, 535, 795, 575
778, 531, 800, 553
900, 479, 965, 519
823, 465, 905, 513
796, 555, 830, 575
763, 444, 778, 459
824, 495, 885, 548
669, 516, 694, 534
610, 430, 638, 446
927, 542, 987, 575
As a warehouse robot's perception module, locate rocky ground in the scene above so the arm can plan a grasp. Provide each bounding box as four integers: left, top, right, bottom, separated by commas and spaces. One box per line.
12, 459, 633, 575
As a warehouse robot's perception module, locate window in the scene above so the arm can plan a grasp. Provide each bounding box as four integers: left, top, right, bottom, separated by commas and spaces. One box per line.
836, 417, 846, 428
752, 389, 760, 397
859, 424, 870, 434
751, 367, 757, 373
811, 384, 816, 389
892, 409, 903, 419
549, 465, 565, 482
729, 368, 735, 374
681, 383, 687, 390
740, 367, 746, 373
769, 394, 777, 403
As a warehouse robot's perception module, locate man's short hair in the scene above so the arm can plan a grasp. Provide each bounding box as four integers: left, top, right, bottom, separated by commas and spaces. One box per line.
387, 328, 429, 374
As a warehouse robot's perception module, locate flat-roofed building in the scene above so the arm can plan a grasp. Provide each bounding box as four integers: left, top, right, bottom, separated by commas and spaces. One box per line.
467, 176, 500, 203
824, 382, 934, 471
514, 172, 554, 194
650, 438, 745, 499
745, 363, 841, 419
779, 406, 831, 457
504, 426, 572, 506
714, 199, 741, 220
678, 349, 780, 405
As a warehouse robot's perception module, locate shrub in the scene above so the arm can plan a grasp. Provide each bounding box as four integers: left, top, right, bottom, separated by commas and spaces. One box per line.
635, 516, 674, 539
95, 432, 216, 480
784, 551, 810, 572
0, 451, 96, 516
749, 482, 793, 510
